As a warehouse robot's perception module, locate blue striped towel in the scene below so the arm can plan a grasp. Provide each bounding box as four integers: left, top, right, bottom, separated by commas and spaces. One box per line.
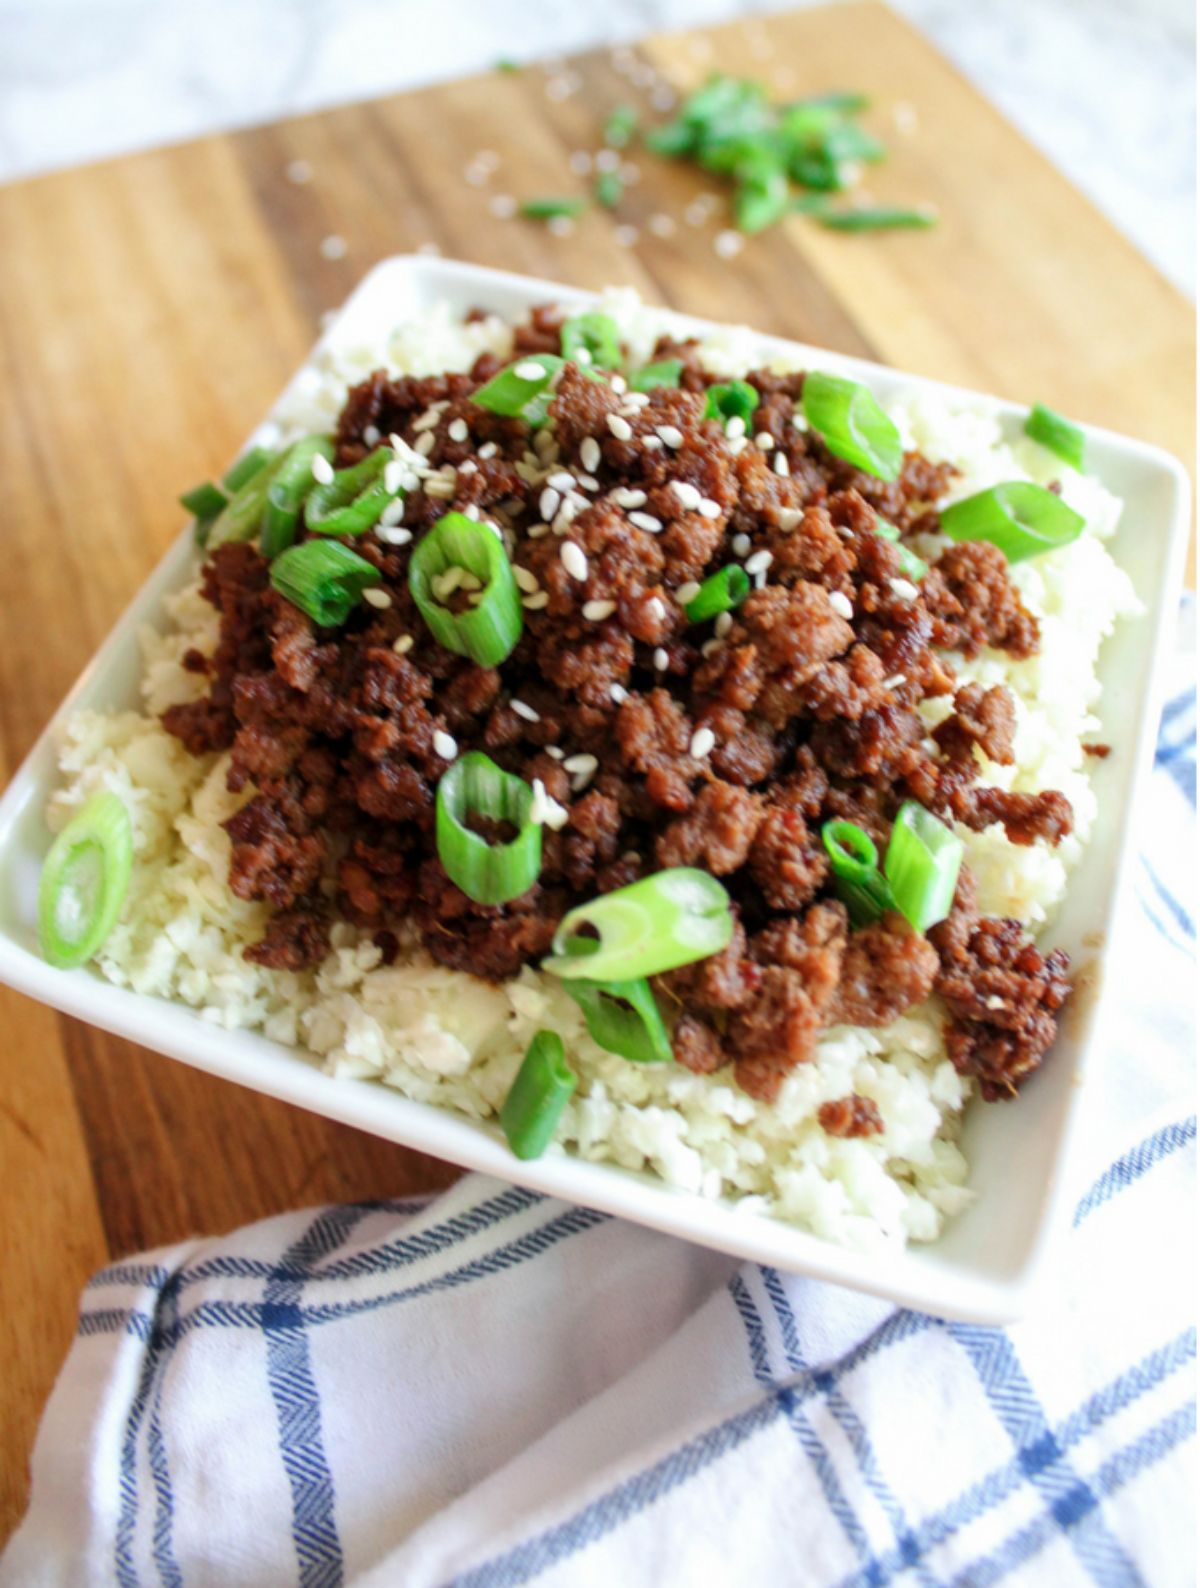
3, 624, 1194, 1588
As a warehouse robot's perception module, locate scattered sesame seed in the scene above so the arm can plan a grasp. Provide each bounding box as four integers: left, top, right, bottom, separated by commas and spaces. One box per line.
731, 533, 752, 557
726, 416, 747, 440
829, 591, 855, 620
629, 511, 663, 533
985, 994, 1006, 1012
478, 441, 498, 461
363, 587, 392, 609
522, 591, 550, 610
883, 673, 907, 690
698, 497, 722, 520
463, 161, 489, 186
548, 216, 574, 238
447, 418, 469, 442
489, 194, 518, 219
583, 598, 618, 621
392, 634, 414, 655
690, 727, 716, 759
511, 699, 540, 722
609, 683, 629, 705
539, 486, 561, 522
383, 459, 406, 495
778, 508, 802, 531
362, 424, 381, 447
889, 577, 919, 601
514, 359, 548, 380
715, 611, 733, 637
545, 470, 575, 491
377, 525, 412, 546
414, 430, 436, 457
412, 406, 440, 433
714, 230, 743, 258
684, 201, 709, 227
700, 637, 724, 658
379, 489, 406, 522
595, 148, 621, 173
286, 159, 312, 184
580, 437, 601, 473
676, 581, 702, 606
577, 473, 599, 491
642, 435, 663, 451
459, 460, 478, 478
320, 234, 348, 260
612, 487, 647, 508
646, 597, 666, 623
560, 541, 588, 580
744, 549, 773, 576
513, 566, 539, 593
569, 150, 593, 175
607, 413, 634, 441
614, 225, 639, 247
653, 646, 669, 670
774, 452, 790, 476
656, 424, 684, 449
563, 752, 598, 774
648, 212, 676, 238
311, 453, 334, 484
670, 480, 702, 511
530, 778, 570, 831
754, 431, 774, 450
433, 730, 458, 761
728, 436, 747, 457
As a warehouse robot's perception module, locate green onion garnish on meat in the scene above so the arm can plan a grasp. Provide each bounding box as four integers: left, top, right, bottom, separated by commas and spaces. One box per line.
543, 868, 734, 982
815, 205, 937, 232
629, 359, 683, 392
704, 380, 759, 427
519, 197, 587, 221
270, 539, 382, 626
262, 436, 335, 557
821, 820, 894, 926
884, 802, 963, 933
685, 564, 750, 623
560, 974, 674, 1064
306, 446, 400, 538
206, 450, 283, 548
561, 311, 621, 370
802, 371, 902, 481
409, 511, 523, 666
603, 104, 639, 148
435, 751, 541, 905
1024, 403, 1086, 471
473, 355, 564, 427
874, 518, 928, 581
38, 791, 133, 969
500, 1030, 578, 1158
179, 481, 228, 520
940, 482, 1085, 563
223, 446, 277, 493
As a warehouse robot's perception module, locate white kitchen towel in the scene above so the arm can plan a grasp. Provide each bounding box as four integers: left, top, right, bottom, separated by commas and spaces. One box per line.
3, 655, 1193, 1588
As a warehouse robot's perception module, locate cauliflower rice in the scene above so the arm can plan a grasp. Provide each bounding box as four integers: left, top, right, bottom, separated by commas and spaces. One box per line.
47, 290, 1140, 1250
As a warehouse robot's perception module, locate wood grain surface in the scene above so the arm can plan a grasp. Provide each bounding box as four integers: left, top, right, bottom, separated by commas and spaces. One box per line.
0, 0, 1192, 1538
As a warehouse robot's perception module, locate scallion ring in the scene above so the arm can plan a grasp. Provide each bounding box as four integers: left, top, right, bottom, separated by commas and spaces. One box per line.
874, 518, 928, 581
560, 975, 674, 1064
884, 801, 963, 933
409, 511, 523, 666
543, 867, 734, 982
38, 791, 133, 969
939, 482, 1085, 563
561, 312, 621, 370
472, 354, 564, 427
269, 539, 382, 627
821, 820, 894, 927
1024, 403, 1086, 471
802, 371, 902, 481
499, 1030, 577, 1159
704, 380, 759, 427
435, 751, 542, 906
685, 564, 750, 623
629, 359, 683, 392
306, 446, 400, 538
262, 436, 335, 558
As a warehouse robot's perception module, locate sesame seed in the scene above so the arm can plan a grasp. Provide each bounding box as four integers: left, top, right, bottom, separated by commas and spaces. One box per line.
380, 493, 406, 526
459, 460, 478, 478
522, 591, 550, 610
580, 437, 601, 473
656, 424, 684, 449
424, 476, 454, 499
511, 699, 540, 722
320, 234, 347, 260
596, 148, 621, 172
648, 212, 676, 237
700, 637, 723, 658
985, 994, 1005, 1012
744, 550, 773, 576
883, 673, 907, 690
433, 730, 458, 761
607, 413, 634, 441
731, 533, 752, 557
530, 779, 570, 831
560, 541, 588, 580
714, 230, 743, 258
311, 453, 334, 484
684, 201, 709, 226
621, 392, 651, 410
539, 486, 561, 521
286, 159, 312, 184
413, 407, 440, 432
569, 150, 593, 175
629, 511, 663, 533
363, 588, 392, 609
728, 436, 747, 457
577, 473, 599, 492
478, 441, 498, 459
513, 566, 539, 593
690, 727, 716, 759
489, 194, 517, 219
647, 597, 666, 622
698, 497, 722, 520
564, 752, 598, 774
463, 162, 489, 187
609, 683, 629, 704
548, 216, 574, 238
642, 435, 663, 451
392, 634, 414, 655
377, 526, 412, 546
614, 225, 639, 247
653, 646, 669, 670
383, 458, 406, 495
726, 416, 747, 440
610, 374, 628, 395
447, 418, 469, 442
545, 470, 575, 491
612, 487, 647, 508
829, 591, 855, 620
363, 426, 381, 447
755, 431, 774, 450
414, 430, 436, 457
676, 581, 702, 605
889, 577, 919, 601
583, 598, 617, 621
515, 359, 548, 380
774, 452, 790, 477
715, 611, 733, 637
778, 508, 802, 531
545, 745, 565, 760
670, 480, 702, 511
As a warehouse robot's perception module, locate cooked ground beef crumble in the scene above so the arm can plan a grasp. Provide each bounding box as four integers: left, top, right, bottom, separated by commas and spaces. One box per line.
164, 305, 1073, 1107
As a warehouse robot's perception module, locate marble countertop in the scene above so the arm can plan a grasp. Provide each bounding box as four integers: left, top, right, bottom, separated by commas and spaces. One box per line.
0, 0, 1192, 293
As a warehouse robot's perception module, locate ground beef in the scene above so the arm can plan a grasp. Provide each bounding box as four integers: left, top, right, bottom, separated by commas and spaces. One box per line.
818, 1095, 884, 1138
164, 307, 1078, 1103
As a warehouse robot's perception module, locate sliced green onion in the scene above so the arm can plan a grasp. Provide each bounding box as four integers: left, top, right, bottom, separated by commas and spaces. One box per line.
409, 511, 523, 666
500, 1030, 577, 1159
823, 123, 886, 165
223, 446, 276, 492
179, 481, 227, 519
262, 436, 335, 558
207, 450, 283, 548
305, 445, 400, 538
270, 539, 382, 626
561, 312, 621, 370
595, 171, 623, 209
603, 104, 639, 148
704, 380, 759, 427
629, 359, 683, 392
939, 482, 1085, 563
472, 354, 564, 427
435, 751, 541, 905
543, 868, 734, 981
1024, 403, 1086, 471
561, 975, 673, 1064
821, 820, 894, 927
874, 518, 928, 581
38, 791, 133, 969
884, 801, 963, 934
816, 205, 936, 232
686, 564, 749, 622
788, 145, 846, 191
734, 153, 789, 233
802, 371, 902, 481
520, 197, 587, 221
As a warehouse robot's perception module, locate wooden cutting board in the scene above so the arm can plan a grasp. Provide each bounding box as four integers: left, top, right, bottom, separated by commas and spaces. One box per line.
0, 0, 1192, 1535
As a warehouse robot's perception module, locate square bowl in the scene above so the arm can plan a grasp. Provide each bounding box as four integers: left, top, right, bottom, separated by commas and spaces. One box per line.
0, 255, 1189, 1323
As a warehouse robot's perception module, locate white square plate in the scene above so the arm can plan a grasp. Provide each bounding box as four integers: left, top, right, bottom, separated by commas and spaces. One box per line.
0, 256, 1189, 1322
